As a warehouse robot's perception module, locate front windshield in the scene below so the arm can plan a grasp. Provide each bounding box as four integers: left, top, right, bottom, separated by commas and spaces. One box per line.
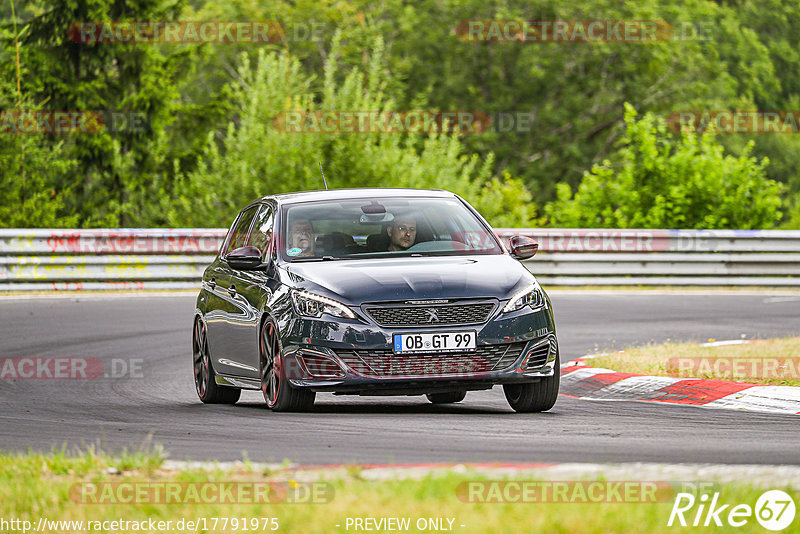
281, 197, 503, 261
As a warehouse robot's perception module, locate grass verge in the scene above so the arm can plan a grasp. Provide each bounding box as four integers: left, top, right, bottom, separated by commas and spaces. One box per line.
0, 450, 797, 533
589, 337, 800, 387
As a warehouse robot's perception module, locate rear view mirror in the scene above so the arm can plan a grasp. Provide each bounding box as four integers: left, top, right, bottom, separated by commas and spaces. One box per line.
509, 235, 539, 260
361, 201, 386, 214
226, 246, 264, 270
359, 213, 394, 225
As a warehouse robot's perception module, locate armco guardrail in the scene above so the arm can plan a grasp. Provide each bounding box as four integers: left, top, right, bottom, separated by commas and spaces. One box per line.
495, 229, 800, 286
0, 229, 224, 291
1, 228, 799, 290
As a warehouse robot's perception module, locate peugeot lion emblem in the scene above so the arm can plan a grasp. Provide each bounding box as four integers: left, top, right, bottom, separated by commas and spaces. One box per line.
424, 308, 439, 323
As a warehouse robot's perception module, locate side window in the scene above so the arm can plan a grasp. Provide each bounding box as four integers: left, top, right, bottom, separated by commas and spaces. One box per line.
222, 206, 258, 255
247, 204, 275, 257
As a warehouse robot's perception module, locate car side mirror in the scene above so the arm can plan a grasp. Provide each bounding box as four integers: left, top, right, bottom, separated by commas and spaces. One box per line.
509, 235, 538, 260
225, 246, 265, 270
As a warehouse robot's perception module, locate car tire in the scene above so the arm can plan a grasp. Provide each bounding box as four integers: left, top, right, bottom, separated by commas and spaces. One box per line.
426, 391, 467, 404
503, 353, 560, 413
193, 318, 241, 404
260, 319, 315, 412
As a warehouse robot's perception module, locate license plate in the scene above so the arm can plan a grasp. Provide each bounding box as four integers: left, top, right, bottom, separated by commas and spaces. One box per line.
393, 332, 476, 353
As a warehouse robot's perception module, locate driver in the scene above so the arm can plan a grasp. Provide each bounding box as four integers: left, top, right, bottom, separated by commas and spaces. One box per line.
288, 219, 315, 257
386, 215, 417, 251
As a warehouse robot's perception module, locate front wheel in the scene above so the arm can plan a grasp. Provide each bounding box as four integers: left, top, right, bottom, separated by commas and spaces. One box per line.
503, 354, 559, 413
260, 319, 315, 412
193, 318, 241, 404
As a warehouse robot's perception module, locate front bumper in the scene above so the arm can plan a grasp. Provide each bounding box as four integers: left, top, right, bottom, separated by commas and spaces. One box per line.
278, 303, 558, 395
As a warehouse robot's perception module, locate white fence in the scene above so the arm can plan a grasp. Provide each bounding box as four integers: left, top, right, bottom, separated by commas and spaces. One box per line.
1, 228, 799, 290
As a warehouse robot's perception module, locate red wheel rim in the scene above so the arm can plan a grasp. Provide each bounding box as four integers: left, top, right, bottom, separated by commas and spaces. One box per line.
261, 322, 281, 406
193, 320, 210, 398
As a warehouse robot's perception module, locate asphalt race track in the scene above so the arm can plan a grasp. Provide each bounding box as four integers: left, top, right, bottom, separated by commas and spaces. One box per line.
1, 291, 799, 465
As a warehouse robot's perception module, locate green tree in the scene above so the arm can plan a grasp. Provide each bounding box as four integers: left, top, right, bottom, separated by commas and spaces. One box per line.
15, 0, 189, 226
4, 0, 800, 230
372, 0, 751, 197
545, 103, 783, 229
0, 135, 79, 227
0, 2, 77, 227
713, 0, 800, 193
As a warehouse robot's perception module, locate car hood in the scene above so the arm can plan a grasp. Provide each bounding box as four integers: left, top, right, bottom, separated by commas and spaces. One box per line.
282, 255, 534, 304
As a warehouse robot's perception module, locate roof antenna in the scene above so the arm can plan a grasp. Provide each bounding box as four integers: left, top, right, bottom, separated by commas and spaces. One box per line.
319, 162, 328, 190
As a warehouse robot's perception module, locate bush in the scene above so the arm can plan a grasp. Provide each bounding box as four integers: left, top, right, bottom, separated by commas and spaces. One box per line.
545, 103, 783, 229
781, 192, 800, 229
166, 36, 536, 228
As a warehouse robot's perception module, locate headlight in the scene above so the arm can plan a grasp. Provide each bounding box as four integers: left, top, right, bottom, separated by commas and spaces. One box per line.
292, 290, 356, 319
502, 283, 545, 313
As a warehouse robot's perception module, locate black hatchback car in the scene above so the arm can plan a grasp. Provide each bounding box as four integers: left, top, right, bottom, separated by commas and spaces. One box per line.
193, 188, 559, 412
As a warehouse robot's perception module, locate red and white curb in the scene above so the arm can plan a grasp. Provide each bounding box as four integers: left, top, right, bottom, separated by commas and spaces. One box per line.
560, 342, 800, 415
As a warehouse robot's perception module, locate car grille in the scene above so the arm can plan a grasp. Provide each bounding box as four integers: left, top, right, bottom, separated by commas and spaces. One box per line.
524, 336, 556, 371
335, 342, 525, 378
364, 302, 495, 327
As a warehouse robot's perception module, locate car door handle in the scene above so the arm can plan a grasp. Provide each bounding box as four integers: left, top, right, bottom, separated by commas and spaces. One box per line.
228, 285, 237, 297
208, 277, 216, 289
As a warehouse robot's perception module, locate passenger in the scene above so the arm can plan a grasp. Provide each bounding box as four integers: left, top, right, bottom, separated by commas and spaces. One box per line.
386, 215, 417, 251
287, 219, 316, 257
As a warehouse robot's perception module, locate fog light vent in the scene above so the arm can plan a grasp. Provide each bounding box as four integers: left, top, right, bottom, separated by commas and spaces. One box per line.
523, 337, 555, 371
299, 353, 345, 378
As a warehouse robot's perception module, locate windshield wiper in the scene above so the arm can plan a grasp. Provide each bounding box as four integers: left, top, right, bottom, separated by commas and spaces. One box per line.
292, 255, 342, 262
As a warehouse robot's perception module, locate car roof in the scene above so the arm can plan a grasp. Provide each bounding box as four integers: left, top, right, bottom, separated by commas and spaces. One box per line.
261, 188, 457, 205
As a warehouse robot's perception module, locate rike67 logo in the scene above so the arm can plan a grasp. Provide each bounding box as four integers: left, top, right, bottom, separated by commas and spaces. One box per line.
669, 490, 796, 531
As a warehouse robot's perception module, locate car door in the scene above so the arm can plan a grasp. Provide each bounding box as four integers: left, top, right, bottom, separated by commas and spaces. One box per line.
224, 203, 278, 379
200, 256, 231, 358
206, 204, 259, 377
